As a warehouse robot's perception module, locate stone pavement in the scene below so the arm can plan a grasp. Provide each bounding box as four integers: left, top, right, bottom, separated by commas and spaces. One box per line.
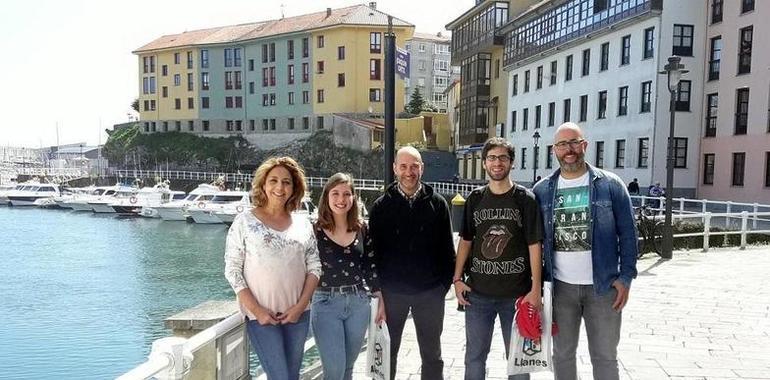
350, 247, 770, 379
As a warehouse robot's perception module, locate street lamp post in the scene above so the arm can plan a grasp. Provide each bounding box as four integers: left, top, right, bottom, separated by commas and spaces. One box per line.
532, 131, 540, 185
658, 56, 688, 260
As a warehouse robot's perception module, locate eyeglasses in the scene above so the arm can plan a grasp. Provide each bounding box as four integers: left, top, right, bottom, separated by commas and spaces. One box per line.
553, 139, 585, 150
484, 154, 512, 163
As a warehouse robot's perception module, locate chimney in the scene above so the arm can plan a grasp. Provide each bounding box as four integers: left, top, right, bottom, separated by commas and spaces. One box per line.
326, 7, 332, 17
369, 2, 377, 9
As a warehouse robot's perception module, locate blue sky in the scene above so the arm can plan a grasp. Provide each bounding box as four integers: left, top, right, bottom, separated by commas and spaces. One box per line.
0, 0, 470, 148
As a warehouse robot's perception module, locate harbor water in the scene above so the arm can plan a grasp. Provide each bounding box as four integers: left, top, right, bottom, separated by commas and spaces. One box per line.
0, 206, 237, 379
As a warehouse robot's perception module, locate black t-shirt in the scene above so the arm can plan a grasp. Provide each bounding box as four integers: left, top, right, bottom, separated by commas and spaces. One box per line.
460, 184, 543, 298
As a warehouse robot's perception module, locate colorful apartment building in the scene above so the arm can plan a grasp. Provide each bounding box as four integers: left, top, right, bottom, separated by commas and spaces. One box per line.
133, 4, 414, 149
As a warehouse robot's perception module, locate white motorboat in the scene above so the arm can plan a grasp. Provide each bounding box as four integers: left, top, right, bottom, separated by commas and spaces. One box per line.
110, 183, 177, 217
53, 187, 95, 209
7, 182, 60, 207
156, 183, 220, 221
88, 187, 137, 213
188, 191, 250, 224
214, 197, 316, 226
0, 182, 17, 206
139, 190, 186, 218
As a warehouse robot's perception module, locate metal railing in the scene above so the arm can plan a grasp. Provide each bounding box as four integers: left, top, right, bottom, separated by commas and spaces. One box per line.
664, 211, 770, 252
630, 195, 770, 229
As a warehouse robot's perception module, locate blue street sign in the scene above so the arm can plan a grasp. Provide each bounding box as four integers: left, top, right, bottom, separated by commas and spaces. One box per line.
396, 47, 409, 79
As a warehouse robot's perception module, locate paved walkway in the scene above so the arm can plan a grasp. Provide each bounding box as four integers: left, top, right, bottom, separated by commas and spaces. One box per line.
351, 247, 770, 379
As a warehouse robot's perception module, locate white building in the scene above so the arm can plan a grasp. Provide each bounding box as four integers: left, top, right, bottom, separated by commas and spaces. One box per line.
404, 32, 459, 112
501, 0, 707, 196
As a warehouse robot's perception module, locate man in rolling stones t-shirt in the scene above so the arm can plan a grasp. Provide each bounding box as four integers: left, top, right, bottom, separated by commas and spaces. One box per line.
454, 137, 543, 380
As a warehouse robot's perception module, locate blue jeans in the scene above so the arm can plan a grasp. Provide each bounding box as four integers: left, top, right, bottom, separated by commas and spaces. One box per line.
310, 290, 371, 380
246, 310, 310, 380
552, 280, 621, 380
464, 292, 529, 380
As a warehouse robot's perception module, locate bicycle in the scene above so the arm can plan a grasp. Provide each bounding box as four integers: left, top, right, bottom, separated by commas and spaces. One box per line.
635, 204, 663, 258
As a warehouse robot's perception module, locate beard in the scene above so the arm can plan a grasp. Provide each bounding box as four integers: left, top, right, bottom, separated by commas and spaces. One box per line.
557, 151, 586, 173
486, 169, 509, 181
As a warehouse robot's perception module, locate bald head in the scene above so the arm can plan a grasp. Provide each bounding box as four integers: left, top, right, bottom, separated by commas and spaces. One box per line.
394, 146, 424, 195
554, 122, 585, 141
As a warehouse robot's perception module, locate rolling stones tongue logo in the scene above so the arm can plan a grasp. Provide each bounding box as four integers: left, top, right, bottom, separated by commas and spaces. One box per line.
481, 225, 512, 259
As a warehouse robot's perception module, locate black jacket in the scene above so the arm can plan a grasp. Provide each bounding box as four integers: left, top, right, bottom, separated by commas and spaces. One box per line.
369, 182, 455, 294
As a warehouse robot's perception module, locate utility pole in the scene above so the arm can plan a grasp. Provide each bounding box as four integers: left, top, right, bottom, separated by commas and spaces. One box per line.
383, 16, 396, 185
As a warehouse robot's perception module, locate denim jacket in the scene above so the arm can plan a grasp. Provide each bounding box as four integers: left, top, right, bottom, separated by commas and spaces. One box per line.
532, 164, 638, 295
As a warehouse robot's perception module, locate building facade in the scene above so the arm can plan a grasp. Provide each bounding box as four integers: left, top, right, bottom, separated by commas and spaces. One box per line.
404, 32, 458, 112
698, 0, 770, 204
134, 4, 414, 150
500, 0, 710, 197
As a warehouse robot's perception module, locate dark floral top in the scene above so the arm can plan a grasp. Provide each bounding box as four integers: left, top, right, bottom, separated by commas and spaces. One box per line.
315, 224, 380, 292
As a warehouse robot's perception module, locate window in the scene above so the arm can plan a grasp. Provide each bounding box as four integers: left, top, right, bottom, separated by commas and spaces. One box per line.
262, 44, 268, 63
495, 59, 500, 79
288, 92, 295, 105
600, 42, 609, 71
765, 152, 770, 187
524, 70, 530, 92
673, 137, 688, 168
370, 59, 381, 80
188, 121, 194, 131
641, 81, 652, 113
370, 32, 382, 53
235, 120, 242, 131
270, 119, 276, 131
249, 120, 255, 131
302, 38, 309, 58
597, 91, 607, 119
187, 51, 193, 69
262, 119, 269, 131
317, 61, 325, 74
174, 74, 181, 86
160, 85, 168, 98
338, 46, 345, 60
742, 0, 754, 13
150, 100, 155, 111
676, 80, 691, 111
522, 108, 529, 130
672, 24, 694, 56
511, 110, 517, 132
705, 93, 718, 137
187, 73, 193, 91
581, 49, 590, 76
288, 40, 295, 59
546, 145, 553, 168
261, 94, 268, 106
615, 140, 625, 168
709, 36, 722, 80
703, 154, 715, 184
620, 35, 631, 65
261, 68, 268, 87
643, 27, 654, 59
732, 152, 746, 186
317, 35, 324, 48
201, 97, 209, 109
548, 102, 555, 127
512, 74, 518, 96
738, 26, 753, 74
224, 49, 233, 67
565, 54, 573, 81
288, 118, 295, 130
535, 105, 541, 128
369, 88, 382, 102
735, 88, 750, 135
143, 100, 149, 111
303, 117, 309, 130
317, 116, 324, 129
563, 99, 571, 123
201, 50, 209, 68
227, 96, 234, 108
579, 94, 588, 122
638, 138, 649, 168
711, 0, 723, 23
187, 97, 194, 109
595, 141, 604, 168
226, 71, 234, 90
302, 63, 309, 83
174, 98, 181, 110
549, 60, 557, 85
268, 44, 274, 63
202, 120, 209, 131
161, 65, 168, 76
521, 148, 527, 169
338, 73, 345, 87
618, 86, 628, 116
536, 66, 543, 89
317, 89, 325, 103
267, 94, 274, 106
174, 52, 180, 65
288, 64, 295, 84
248, 59, 254, 72
302, 91, 310, 104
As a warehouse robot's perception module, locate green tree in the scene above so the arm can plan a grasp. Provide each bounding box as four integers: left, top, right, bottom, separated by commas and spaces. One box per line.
407, 88, 426, 115
131, 98, 140, 113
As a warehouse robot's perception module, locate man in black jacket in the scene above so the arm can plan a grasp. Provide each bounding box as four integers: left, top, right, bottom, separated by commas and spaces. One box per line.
369, 146, 456, 380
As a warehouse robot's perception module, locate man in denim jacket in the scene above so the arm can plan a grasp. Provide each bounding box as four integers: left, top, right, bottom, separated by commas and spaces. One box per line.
532, 123, 638, 380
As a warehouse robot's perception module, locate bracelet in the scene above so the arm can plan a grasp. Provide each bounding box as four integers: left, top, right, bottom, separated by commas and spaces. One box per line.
452, 278, 463, 284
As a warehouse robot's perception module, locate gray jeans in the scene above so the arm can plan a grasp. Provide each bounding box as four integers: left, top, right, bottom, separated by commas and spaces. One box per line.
552, 280, 622, 380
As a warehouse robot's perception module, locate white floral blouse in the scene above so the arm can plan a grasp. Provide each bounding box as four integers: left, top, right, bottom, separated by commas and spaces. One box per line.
225, 211, 322, 318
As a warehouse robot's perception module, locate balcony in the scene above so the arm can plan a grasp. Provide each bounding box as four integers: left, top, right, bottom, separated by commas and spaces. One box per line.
447, 1, 509, 65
